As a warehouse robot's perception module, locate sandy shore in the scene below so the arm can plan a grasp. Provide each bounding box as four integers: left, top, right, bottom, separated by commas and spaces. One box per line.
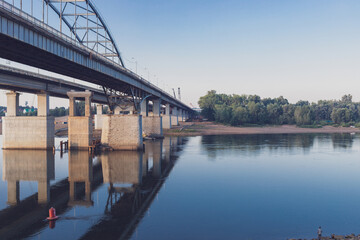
1, 118, 357, 137
164, 122, 360, 136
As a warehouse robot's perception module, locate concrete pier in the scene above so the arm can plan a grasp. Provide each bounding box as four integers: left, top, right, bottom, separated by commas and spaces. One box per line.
171, 106, 179, 126
114, 106, 121, 115
141, 99, 149, 117
179, 109, 184, 122
3, 91, 54, 150
101, 115, 143, 150
67, 91, 93, 150
143, 116, 163, 137
142, 99, 163, 137
162, 103, 172, 129
94, 104, 103, 130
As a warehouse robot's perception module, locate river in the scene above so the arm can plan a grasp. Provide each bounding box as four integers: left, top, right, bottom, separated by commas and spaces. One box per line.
0, 133, 359, 239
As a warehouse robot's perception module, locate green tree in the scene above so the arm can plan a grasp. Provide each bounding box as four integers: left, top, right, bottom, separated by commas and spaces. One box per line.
294, 106, 311, 125
266, 103, 283, 124
230, 106, 249, 125
331, 108, 351, 124
198, 90, 217, 120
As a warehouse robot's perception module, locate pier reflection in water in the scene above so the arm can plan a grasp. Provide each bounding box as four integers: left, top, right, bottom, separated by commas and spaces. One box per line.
0, 137, 186, 240
3, 150, 54, 205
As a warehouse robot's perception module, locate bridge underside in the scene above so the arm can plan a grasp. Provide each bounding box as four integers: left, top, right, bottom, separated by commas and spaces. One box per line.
0, 33, 133, 96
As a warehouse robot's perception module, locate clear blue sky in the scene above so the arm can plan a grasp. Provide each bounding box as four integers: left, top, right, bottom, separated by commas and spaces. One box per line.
2, 0, 360, 108
96, 0, 360, 106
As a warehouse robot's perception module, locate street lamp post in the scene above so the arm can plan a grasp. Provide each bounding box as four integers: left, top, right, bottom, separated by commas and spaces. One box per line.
131, 57, 137, 74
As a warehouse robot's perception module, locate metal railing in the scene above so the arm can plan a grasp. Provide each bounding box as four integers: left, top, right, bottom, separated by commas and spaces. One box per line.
0, 0, 188, 107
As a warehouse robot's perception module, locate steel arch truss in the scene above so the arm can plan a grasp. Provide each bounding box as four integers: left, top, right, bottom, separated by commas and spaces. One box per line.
102, 85, 146, 113
44, 0, 124, 66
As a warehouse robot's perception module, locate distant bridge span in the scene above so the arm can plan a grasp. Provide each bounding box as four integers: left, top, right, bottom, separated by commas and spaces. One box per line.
0, 0, 191, 112
0, 64, 109, 104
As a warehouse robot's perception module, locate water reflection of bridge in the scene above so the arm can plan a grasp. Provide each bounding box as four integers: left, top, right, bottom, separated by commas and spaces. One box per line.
0, 137, 187, 240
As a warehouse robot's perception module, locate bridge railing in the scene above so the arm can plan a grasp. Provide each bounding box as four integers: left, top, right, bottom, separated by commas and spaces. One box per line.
0, 0, 186, 107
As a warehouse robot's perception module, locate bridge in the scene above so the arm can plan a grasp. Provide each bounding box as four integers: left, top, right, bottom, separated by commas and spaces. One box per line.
0, 0, 193, 150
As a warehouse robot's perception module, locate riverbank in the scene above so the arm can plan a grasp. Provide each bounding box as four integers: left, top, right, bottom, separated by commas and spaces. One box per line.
2, 118, 355, 138
164, 122, 360, 136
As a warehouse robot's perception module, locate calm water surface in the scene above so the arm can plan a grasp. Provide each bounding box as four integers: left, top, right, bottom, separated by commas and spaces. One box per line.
0, 134, 359, 239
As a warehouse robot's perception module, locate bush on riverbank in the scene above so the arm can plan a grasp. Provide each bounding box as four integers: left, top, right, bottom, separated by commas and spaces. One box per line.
198, 91, 360, 127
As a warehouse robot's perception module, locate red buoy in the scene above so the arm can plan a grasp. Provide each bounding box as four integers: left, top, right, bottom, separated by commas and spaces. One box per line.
46, 207, 59, 221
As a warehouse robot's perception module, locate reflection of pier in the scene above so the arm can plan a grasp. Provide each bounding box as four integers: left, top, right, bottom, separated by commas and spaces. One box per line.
68, 151, 94, 207
145, 140, 163, 178
3, 150, 55, 205
0, 150, 102, 240
101, 151, 143, 212
0, 137, 188, 240
0, 150, 60, 239
79, 137, 187, 240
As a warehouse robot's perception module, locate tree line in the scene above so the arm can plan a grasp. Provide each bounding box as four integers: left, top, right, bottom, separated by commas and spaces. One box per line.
198, 90, 360, 127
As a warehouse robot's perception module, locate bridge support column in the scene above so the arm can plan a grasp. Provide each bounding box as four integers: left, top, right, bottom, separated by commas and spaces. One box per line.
123, 105, 135, 115
3, 91, 54, 149
162, 103, 172, 129
95, 104, 103, 130
142, 99, 163, 137
101, 115, 143, 150
179, 109, 184, 122
6, 91, 19, 116
172, 107, 179, 126
67, 91, 93, 150
114, 106, 121, 115
141, 99, 149, 116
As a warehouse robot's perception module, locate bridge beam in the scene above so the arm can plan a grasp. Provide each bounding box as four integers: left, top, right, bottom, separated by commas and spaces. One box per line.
3, 91, 54, 150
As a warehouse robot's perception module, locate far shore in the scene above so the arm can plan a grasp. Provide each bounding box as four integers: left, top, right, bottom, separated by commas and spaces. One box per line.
1, 117, 357, 138
164, 122, 360, 136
